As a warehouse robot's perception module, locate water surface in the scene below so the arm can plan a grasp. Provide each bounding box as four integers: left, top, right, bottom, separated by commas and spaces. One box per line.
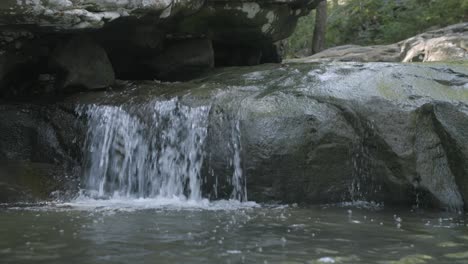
1, 200, 467, 264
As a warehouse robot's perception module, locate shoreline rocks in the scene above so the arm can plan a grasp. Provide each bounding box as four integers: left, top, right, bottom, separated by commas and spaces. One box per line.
288, 23, 468, 63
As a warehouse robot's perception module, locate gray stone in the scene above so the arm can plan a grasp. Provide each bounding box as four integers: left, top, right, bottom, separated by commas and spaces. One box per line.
0, 0, 322, 45
50, 35, 115, 91
288, 23, 468, 63
2, 61, 468, 209
148, 38, 214, 81
0, 103, 84, 203
63, 62, 468, 209
0, 0, 323, 95
401, 23, 468, 62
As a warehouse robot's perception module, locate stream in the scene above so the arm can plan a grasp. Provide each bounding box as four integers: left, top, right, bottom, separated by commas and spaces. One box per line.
1, 200, 467, 264
1, 62, 468, 264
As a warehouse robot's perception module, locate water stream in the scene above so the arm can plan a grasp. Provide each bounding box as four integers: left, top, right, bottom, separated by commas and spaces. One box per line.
1, 203, 467, 264
78, 98, 246, 201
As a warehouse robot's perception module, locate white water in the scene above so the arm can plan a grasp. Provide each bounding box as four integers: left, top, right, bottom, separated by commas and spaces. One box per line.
230, 119, 247, 201
76, 98, 248, 208
59, 196, 259, 212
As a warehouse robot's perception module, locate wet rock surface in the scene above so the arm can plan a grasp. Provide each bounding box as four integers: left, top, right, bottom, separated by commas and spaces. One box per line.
0, 103, 83, 202
3, 62, 467, 209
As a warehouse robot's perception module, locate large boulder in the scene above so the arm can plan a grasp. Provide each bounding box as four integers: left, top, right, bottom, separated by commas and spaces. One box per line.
0, 0, 323, 96
0, 0, 204, 29
197, 62, 468, 209
0, 1, 321, 43
50, 35, 115, 91
1, 61, 467, 209
290, 23, 468, 63
16, 61, 462, 210
146, 38, 214, 81
400, 23, 468, 62
0, 103, 84, 202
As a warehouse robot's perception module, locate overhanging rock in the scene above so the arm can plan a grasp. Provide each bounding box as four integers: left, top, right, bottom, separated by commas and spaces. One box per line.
0, 0, 323, 96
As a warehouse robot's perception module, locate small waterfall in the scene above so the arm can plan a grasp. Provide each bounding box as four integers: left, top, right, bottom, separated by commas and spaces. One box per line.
79, 99, 210, 200
77, 98, 249, 202
230, 119, 247, 201
348, 119, 381, 203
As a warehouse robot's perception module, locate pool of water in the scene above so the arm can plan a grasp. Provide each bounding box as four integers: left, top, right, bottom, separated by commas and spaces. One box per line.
1, 199, 467, 264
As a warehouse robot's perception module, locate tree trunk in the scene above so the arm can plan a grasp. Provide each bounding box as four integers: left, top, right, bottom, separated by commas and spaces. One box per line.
311, 0, 327, 55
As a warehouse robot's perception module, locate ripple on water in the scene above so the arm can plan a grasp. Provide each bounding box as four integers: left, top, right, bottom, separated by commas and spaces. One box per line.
445, 251, 468, 259
378, 254, 433, 264
0, 202, 467, 264
437, 241, 463, 248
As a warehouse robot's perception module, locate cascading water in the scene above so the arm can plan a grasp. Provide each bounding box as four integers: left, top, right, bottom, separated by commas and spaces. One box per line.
77, 98, 247, 202
79, 99, 209, 200
230, 119, 247, 201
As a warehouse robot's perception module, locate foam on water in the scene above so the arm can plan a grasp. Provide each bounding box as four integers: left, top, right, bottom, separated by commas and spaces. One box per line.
2, 198, 260, 212
58, 196, 259, 212
323, 200, 384, 210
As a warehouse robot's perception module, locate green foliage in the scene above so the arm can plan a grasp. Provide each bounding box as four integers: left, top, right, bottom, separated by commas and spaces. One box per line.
284, 11, 316, 58
285, 0, 467, 58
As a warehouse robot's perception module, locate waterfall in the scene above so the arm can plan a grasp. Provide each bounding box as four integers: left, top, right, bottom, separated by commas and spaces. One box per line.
230, 119, 247, 201
78, 98, 248, 202
79, 99, 210, 200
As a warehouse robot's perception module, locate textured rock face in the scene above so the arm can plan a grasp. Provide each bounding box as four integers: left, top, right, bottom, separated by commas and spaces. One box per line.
0, 0, 203, 29
0, 103, 84, 202
202, 62, 468, 210
400, 23, 468, 62
147, 38, 215, 81
0, 1, 318, 36
290, 23, 468, 63
3, 62, 467, 209
0, 0, 322, 97
50, 35, 115, 91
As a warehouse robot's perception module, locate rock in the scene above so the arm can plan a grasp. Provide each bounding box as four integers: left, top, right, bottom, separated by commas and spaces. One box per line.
0, 103, 84, 203
0, 0, 203, 29
401, 23, 468, 62
214, 43, 263, 66
35, 61, 466, 210
201, 62, 468, 209
0, 39, 44, 97
94, 20, 166, 80
291, 44, 402, 62
0, 0, 323, 95
0, 1, 321, 42
176, 1, 321, 46
148, 38, 214, 81
2, 61, 467, 209
289, 23, 468, 63
214, 42, 284, 66
0, 161, 67, 203
50, 35, 115, 91
431, 103, 468, 209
